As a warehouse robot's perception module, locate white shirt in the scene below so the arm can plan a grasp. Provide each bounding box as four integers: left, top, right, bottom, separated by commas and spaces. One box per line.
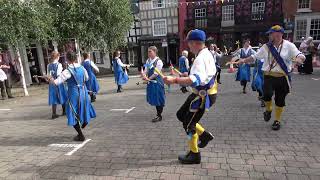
181, 56, 190, 70
47, 59, 63, 77
115, 57, 126, 67
0, 69, 7, 81
235, 47, 256, 63
146, 57, 163, 75
54, 63, 89, 85
252, 40, 305, 73
84, 59, 99, 73
189, 48, 216, 85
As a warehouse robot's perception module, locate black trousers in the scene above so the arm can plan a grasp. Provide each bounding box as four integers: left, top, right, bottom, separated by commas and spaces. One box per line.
176, 93, 217, 134
263, 75, 289, 107
0, 78, 12, 98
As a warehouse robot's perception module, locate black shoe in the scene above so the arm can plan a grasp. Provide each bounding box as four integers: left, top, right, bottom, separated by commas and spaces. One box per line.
263, 111, 271, 122
272, 121, 281, 131
243, 89, 246, 94
260, 101, 266, 107
8, 96, 14, 99
51, 114, 59, 119
198, 131, 214, 148
73, 134, 85, 141
178, 151, 201, 164
117, 89, 122, 93
152, 115, 162, 123
81, 121, 88, 129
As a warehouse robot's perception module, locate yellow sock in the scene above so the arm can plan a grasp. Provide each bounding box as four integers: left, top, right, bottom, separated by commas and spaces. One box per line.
196, 123, 205, 136
265, 101, 273, 112
188, 133, 199, 153
275, 106, 284, 122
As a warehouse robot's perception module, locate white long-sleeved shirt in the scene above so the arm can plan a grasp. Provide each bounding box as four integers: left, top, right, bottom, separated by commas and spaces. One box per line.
145, 56, 163, 75
252, 40, 305, 73
115, 57, 126, 67
83, 59, 99, 73
54, 63, 89, 85
47, 59, 63, 78
189, 48, 216, 86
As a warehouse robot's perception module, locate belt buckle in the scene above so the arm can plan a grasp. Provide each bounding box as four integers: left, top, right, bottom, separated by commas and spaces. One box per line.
199, 90, 207, 98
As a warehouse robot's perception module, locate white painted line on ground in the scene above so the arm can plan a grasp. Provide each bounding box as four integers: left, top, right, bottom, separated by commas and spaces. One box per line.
312, 78, 320, 81
125, 107, 136, 113
65, 139, 92, 156
0, 109, 11, 111
48, 144, 79, 148
110, 107, 136, 113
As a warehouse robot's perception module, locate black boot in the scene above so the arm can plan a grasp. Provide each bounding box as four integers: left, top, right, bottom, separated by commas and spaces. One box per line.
73, 123, 85, 141
272, 120, 281, 131
198, 131, 214, 148
51, 105, 59, 119
263, 111, 272, 122
62, 105, 66, 116
117, 85, 122, 93
91, 94, 96, 102
178, 151, 201, 164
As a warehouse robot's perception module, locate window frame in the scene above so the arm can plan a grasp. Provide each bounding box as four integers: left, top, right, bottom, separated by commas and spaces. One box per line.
222, 5, 234, 22
152, 19, 167, 37
251, 2, 265, 20
310, 19, 320, 41
297, 0, 311, 13
194, 8, 207, 18
152, 0, 165, 9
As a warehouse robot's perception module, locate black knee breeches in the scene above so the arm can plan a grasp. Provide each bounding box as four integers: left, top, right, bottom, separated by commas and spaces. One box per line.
263, 75, 289, 107
176, 93, 217, 134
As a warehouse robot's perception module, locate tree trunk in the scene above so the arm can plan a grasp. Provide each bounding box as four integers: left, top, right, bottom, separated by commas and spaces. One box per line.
15, 45, 29, 96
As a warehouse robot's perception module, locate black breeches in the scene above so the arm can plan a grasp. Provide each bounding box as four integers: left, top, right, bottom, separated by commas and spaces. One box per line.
176, 93, 217, 134
263, 75, 289, 107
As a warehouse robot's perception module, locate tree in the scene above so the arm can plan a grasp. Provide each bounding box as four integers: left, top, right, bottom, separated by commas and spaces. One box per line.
0, 0, 56, 96
49, 0, 133, 53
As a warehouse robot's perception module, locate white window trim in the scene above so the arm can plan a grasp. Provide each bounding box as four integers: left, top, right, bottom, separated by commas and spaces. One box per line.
222, 5, 234, 22
294, 14, 320, 43
152, 0, 165, 9
297, 0, 312, 13
251, 2, 265, 20
152, 19, 167, 37
195, 8, 206, 18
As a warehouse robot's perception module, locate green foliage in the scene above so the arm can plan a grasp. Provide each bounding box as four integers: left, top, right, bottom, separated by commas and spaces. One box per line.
49, 0, 133, 52
0, 0, 56, 45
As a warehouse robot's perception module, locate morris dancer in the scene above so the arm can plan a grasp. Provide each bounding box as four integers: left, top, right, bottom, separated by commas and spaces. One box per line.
82, 53, 99, 102
234, 38, 256, 94
50, 52, 96, 141
233, 25, 305, 130
112, 51, 130, 93
163, 29, 217, 164
47, 51, 67, 119
178, 50, 190, 93
251, 56, 265, 107
142, 46, 165, 123
209, 44, 223, 84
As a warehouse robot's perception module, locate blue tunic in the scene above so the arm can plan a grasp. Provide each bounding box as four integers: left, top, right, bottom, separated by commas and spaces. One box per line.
179, 56, 188, 73
145, 59, 165, 107
82, 60, 99, 93
112, 58, 129, 85
65, 66, 96, 126
236, 48, 254, 82
251, 59, 264, 94
48, 63, 67, 105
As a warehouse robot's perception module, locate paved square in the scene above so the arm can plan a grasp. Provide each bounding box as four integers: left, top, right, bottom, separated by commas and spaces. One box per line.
0, 70, 320, 180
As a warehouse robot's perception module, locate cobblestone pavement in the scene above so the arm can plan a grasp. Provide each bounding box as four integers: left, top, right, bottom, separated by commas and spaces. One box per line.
0, 69, 320, 180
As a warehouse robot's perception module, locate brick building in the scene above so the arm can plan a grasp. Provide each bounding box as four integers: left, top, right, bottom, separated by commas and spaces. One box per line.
179, 0, 284, 52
